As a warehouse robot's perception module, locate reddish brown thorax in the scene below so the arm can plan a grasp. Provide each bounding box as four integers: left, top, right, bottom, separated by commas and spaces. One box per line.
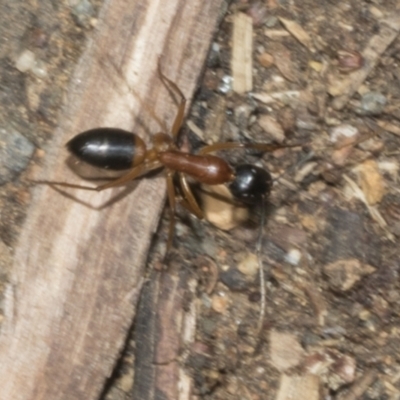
159, 151, 235, 185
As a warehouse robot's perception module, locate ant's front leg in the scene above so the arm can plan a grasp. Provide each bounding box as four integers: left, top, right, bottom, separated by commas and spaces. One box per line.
157, 60, 187, 138
198, 142, 301, 155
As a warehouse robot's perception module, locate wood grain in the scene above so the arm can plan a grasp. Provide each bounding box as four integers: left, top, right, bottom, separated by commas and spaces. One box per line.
0, 0, 227, 399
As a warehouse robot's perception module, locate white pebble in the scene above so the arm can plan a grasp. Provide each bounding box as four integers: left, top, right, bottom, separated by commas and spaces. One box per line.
285, 248, 302, 266
15, 50, 36, 73
329, 124, 358, 143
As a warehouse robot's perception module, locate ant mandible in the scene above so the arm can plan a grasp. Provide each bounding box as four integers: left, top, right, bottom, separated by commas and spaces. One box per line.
36, 61, 298, 251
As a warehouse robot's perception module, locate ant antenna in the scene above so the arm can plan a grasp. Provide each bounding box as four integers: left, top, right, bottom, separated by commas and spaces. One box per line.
256, 194, 267, 333
255, 147, 310, 333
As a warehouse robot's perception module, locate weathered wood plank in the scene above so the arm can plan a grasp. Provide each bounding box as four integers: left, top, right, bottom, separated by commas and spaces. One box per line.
0, 0, 227, 399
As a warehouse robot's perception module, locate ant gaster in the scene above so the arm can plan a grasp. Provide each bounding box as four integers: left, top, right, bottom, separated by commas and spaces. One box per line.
37, 62, 297, 250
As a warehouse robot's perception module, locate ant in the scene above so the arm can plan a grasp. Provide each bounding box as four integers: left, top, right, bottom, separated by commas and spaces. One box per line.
35, 61, 302, 332
35, 62, 299, 251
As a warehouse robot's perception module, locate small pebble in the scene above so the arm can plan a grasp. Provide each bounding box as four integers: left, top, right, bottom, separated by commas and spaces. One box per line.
285, 248, 302, 266
337, 49, 363, 73
220, 267, 249, 291
15, 50, 36, 73
257, 52, 274, 67
295, 117, 318, 131
71, 0, 95, 26
237, 253, 258, 276
234, 103, 254, 130
218, 75, 233, 94
265, 16, 278, 28
31, 59, 48, 79
211, 293, 229, 313
207, 42, 221, 68
357, 91, 387, 115
309, 60, 323, 72
116, 369, 134, 392
329, 124, 358, 143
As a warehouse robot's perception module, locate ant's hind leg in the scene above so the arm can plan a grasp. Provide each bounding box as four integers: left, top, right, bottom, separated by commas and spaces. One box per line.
95, 160, 162, 190
32, 181, 101, 191
34, 160, 162, 192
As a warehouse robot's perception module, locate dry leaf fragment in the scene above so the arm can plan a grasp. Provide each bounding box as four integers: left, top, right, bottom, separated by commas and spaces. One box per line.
323, 258, 376, 291
277, 106, 296, 134
258, 114, 285, 142
273, 43, 298, 82
331, 145, 354, 166
304, 349, 356, 391
376, 119, 400, 137
329, 14, 400, 109
276, 374, 320, 400
355, 159, 385, 205
252, 90, 300, 105
264, 28, 290, 38
269, 330, 305, 372
279, 17, 314, 51
342, 174, 392, 239
200, 184, 248, 230
340, 369, 378, 400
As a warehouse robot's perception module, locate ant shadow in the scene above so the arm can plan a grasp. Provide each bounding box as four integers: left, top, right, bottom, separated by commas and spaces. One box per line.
48, 181, 140, 210
41, 56, 177, 210
97, 56, 176, 138
47, 155, 164, 210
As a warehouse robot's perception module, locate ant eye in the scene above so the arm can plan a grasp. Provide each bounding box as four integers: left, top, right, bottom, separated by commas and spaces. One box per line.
229, 164, 273, 204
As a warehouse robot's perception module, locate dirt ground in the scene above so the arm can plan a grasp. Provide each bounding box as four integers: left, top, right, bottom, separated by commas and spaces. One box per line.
104, 1, 400, 399
1, 0, 400, 399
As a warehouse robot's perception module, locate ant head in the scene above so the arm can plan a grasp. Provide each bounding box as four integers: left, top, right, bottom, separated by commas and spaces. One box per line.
229, 164, 273, 205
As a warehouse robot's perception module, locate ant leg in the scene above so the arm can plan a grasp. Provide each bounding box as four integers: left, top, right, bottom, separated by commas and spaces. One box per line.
96, 160, 162, 190
32, 181, 100, 191
198, 142, 300, 155
170, 92, 186, 138
157, 60, 186, 138
178, 173, 204, 219
165, 169, 177, 252
34, 160, 162, 191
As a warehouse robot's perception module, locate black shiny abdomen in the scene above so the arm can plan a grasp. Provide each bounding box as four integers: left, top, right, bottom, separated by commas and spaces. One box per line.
229, 164, 273, 204
67, 128, 145, 170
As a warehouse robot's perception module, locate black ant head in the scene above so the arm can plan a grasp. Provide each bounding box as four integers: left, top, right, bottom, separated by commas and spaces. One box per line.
229, 164, 273, 205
